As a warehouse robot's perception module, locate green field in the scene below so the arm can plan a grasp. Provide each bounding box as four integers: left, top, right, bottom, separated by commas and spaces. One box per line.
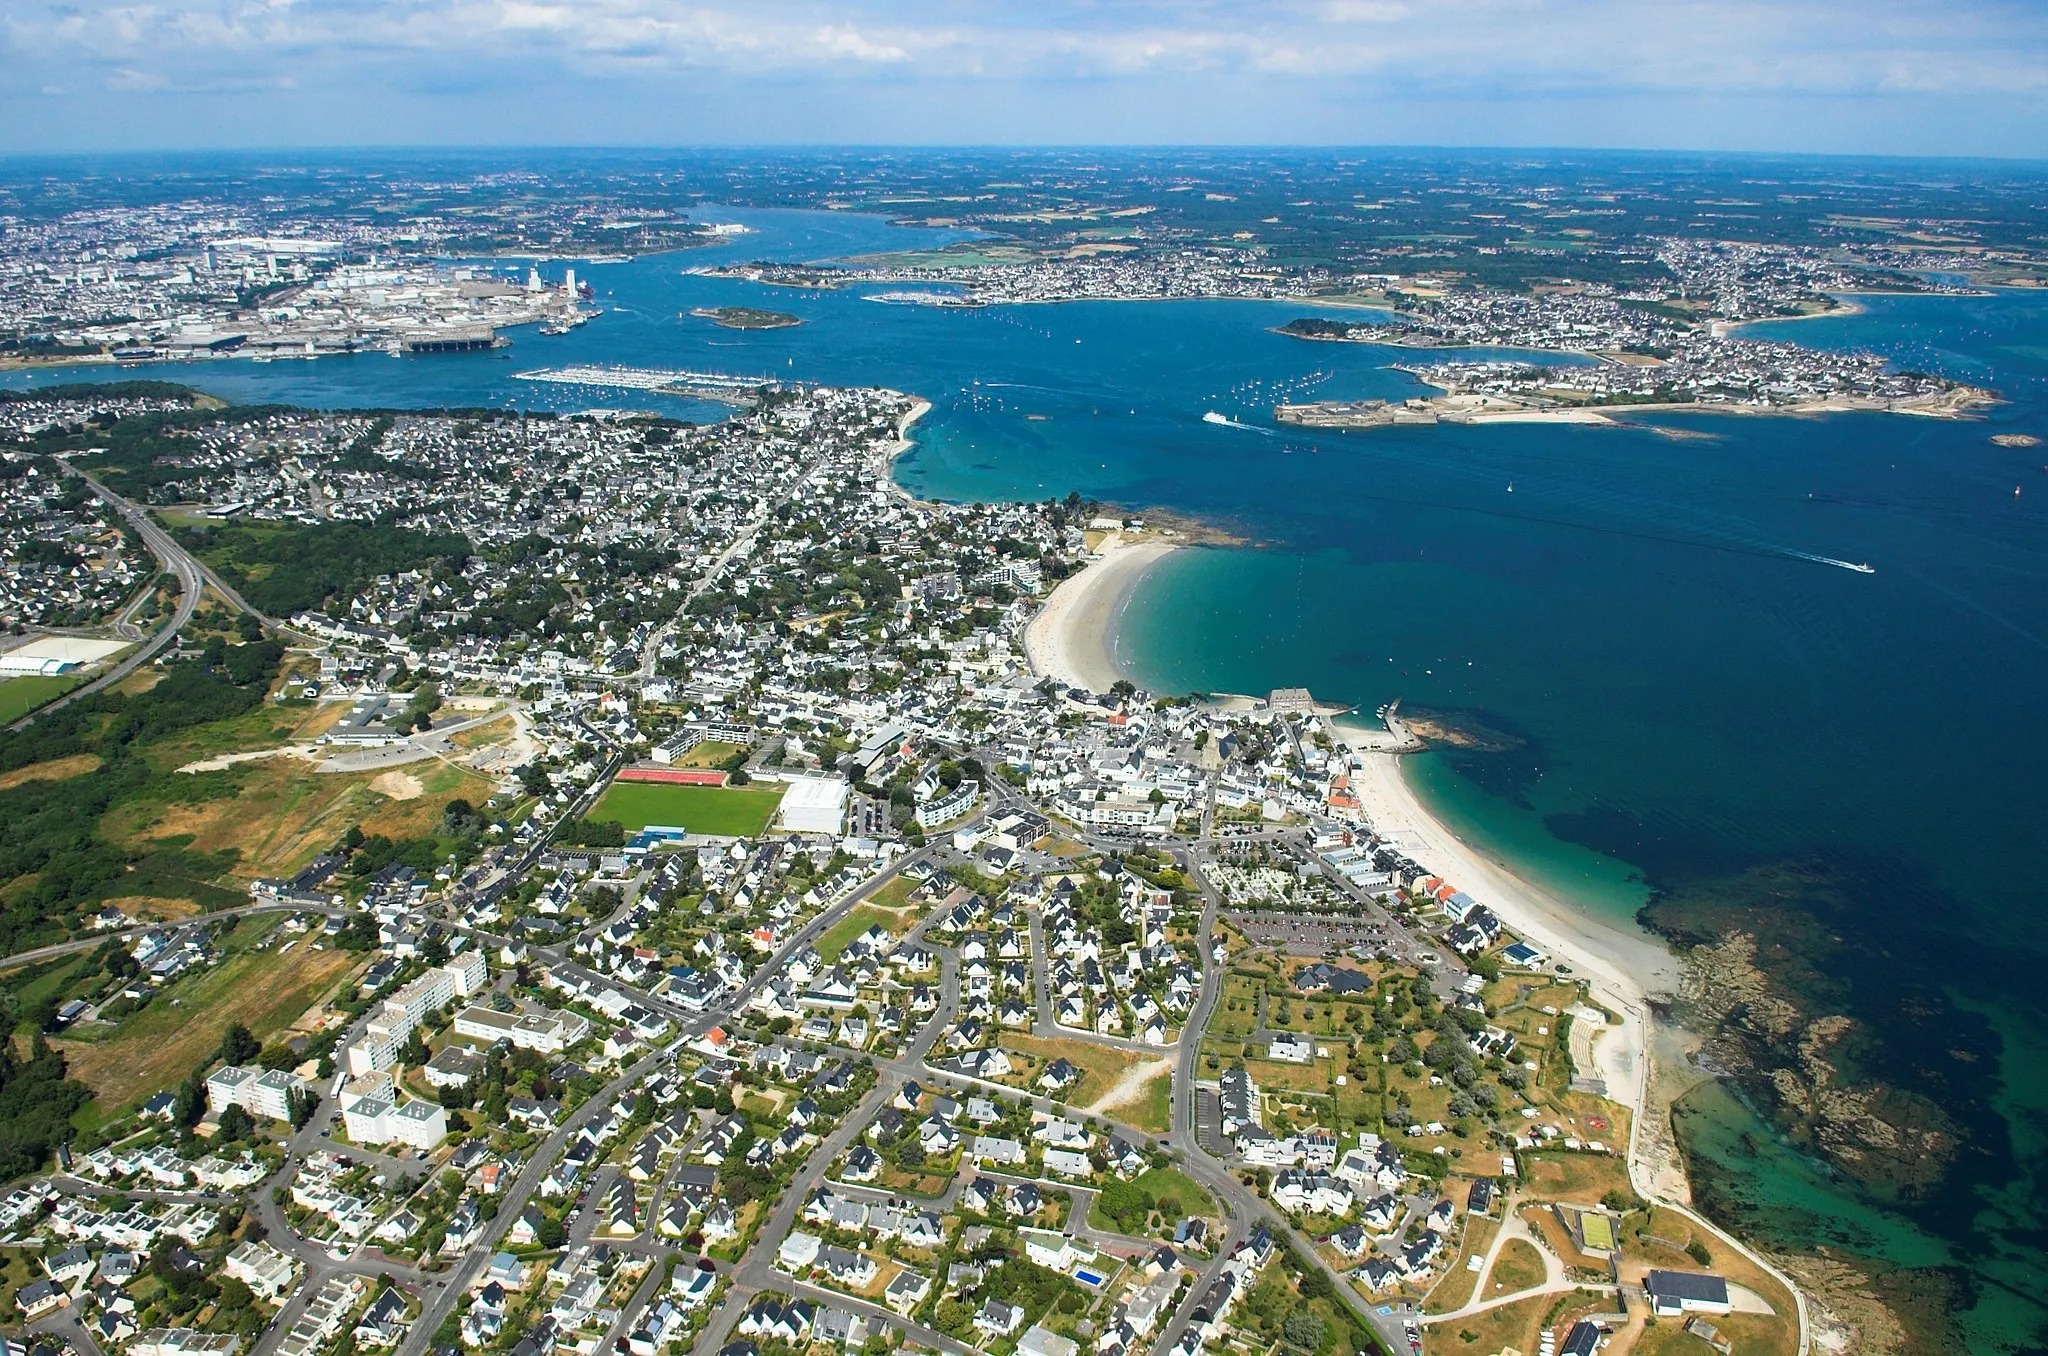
590, 781, 786, 837
0, 673, 86, 723
816, 904, 913, 963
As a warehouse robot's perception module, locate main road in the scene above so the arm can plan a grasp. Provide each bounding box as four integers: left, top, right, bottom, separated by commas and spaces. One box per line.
5, 465, 208, 730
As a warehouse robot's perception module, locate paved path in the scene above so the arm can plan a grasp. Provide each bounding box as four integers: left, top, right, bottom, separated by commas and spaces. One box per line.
1421, 1196, 1574, 1324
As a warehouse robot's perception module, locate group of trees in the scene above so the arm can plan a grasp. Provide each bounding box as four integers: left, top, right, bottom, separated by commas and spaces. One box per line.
1094, 1175, 1185, 1232
0, 638, 284, 951
0, 1036, 93, 1180
556, 818, 627, 848
177, 518, 474, 619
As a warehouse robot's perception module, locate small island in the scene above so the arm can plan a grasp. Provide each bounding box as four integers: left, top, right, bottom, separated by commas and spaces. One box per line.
1278, 316, 1372, 340
690, 305, 804, 330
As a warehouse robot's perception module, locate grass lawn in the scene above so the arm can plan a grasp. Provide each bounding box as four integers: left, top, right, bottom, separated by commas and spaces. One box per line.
868, 876, 920, 910
1631, 1314, 1795, 1356
1210, 975, 1263, 1039
1486, 1238, 1546, 1297
1426, 1292, 1552, 1356
816, 904, 913, 963
1520, 1150, 1635, 1206
1422, 1215, 1499, 1314
56, 920, 358, 1112
589, 781, 785, 837
1129, 1166, 1214, 1217
1242, 1054, 1339, 1095
0, 673, 86, 723
674, 739, 746, 769
0, 1249, 42, 1316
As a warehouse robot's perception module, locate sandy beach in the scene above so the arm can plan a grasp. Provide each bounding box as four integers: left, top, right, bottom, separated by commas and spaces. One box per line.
1023, 531, 1181, 692
875, 396, 935, 504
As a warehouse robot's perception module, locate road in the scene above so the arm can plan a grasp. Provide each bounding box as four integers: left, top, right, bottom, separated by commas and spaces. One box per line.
391, 828, 960, 1356
72, 465, 271, 624
0, 740, 1413, 1356
5, 465, 207, 730
638, 450, 836, 683
0, 901, 346, 971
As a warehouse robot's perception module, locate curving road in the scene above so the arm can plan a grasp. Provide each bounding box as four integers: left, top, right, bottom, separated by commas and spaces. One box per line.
5, 466, 206, 730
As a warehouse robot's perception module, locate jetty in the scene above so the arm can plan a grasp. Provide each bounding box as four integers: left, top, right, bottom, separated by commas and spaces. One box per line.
514, 364, 779, 406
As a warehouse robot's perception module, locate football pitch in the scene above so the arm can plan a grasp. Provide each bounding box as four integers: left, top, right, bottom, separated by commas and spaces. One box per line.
589, 780, 786, 837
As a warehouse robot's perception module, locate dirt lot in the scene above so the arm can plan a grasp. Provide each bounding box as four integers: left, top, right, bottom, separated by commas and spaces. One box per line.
103, 756, 493, 880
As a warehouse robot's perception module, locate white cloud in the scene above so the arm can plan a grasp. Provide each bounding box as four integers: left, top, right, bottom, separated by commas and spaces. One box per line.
2, 0, 2046, 108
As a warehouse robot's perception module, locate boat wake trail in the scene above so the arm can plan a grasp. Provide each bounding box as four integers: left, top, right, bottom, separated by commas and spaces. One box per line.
1367, 491, 1878, 575
1202, 411, 1274, 435
1779, 549, 1877, 574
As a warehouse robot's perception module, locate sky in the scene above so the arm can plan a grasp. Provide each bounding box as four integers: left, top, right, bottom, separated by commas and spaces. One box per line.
3, 0, 2047, 157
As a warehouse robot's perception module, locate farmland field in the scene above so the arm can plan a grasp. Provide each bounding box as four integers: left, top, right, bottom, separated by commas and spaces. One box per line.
589, 780, 785, 837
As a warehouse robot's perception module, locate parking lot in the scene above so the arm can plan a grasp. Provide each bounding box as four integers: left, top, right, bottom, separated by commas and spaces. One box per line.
1227, 909, 1393, 955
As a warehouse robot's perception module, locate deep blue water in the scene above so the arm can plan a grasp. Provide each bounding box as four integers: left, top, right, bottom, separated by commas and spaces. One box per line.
9, 213, 2048, 1349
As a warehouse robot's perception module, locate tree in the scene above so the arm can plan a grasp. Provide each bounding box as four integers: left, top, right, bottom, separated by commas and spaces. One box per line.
173, 1071, 206, 1129
217, 1103, 254, 1142
1097, 1178, 1152, 1231
1283, 1313, 1327, 1351
217, 1023, 261, 1067
287, 1087, 320, 1130
537, 1214, 566, 1248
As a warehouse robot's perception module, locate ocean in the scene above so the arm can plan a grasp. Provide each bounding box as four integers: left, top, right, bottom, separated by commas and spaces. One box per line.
9, 211, 2046, 1351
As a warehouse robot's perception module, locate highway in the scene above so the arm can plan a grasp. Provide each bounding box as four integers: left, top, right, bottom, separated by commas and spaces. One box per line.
5, 465, 208, 730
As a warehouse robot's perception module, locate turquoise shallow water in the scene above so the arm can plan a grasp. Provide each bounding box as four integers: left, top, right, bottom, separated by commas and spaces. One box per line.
10, 213, 2048, 1349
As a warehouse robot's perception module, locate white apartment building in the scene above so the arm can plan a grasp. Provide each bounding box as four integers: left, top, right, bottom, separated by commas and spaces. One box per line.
452, 1004, 592, 1055
225, 1240, 297, 1300
345, 951, 489, 1077
206, 1066, 308, 1122
340, 1083, 448, 1152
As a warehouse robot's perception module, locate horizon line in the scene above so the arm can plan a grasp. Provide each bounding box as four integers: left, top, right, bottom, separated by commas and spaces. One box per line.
3, 142, 2048, 169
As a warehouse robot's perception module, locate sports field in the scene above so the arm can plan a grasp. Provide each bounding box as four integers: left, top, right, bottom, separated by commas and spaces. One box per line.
590, 780, 786, 837
0, 674, 84, 724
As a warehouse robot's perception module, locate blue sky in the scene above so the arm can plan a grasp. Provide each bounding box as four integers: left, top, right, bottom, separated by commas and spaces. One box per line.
4, 0, 2047, 156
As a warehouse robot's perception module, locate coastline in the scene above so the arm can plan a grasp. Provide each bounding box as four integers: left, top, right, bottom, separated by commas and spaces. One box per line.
878, 395, 935, 506
898, 397, 1819, 1347
1328, 717, 1693, 1197
1022, 531, 1182, 693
